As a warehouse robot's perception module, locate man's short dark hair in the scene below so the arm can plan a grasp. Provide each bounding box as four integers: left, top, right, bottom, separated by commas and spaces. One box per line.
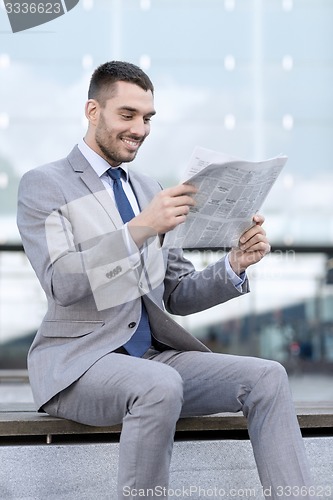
88, 61, 154, 105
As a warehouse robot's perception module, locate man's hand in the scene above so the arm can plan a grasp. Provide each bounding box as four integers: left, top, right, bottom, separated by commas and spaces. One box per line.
128, 184, 197, 246
228, 214, 271, 276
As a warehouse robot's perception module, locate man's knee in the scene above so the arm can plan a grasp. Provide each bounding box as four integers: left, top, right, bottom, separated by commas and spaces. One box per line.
244, 359, 290, 414
255, 359, 290, 403
150, 369, 183, 407
263, 359, 288, 384
136, 364, 184, 416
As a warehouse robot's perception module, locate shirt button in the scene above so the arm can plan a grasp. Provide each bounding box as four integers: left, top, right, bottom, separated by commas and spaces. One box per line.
128, 322, 136, 328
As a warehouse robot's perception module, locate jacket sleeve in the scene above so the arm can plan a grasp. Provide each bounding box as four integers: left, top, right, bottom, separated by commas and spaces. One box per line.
17, 167, 165, 310
162, 247, 249, 316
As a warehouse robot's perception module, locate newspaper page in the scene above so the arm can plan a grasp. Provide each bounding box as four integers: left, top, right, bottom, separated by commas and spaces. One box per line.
165, 146, 287, 249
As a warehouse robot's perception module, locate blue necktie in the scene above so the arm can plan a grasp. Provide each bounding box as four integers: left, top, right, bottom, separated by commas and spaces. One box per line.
107, 168, 152, 357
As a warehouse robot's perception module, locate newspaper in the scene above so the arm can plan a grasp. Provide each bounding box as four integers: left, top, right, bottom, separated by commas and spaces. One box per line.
165, 146, 287, 249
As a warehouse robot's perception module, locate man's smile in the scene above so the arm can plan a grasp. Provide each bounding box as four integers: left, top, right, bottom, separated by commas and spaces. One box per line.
121, 137, 143, 151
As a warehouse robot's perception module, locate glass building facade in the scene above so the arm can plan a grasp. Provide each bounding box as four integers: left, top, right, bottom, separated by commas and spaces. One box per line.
0, 0, 333, 377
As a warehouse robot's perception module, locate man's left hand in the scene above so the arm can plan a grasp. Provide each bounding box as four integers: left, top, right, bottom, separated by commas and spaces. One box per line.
228, 214, 271, 276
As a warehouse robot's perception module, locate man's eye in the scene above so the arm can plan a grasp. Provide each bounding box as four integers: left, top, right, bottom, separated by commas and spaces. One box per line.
121, 114, 133, 120
144, 118, 151, 124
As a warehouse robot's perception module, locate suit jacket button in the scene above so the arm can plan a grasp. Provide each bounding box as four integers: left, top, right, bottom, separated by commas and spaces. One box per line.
128, 322, 136, 328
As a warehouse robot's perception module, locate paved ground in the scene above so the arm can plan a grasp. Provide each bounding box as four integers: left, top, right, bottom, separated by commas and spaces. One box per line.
0, 374, 332, 404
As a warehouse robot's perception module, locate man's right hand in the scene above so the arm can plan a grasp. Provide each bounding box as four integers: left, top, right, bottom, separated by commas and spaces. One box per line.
128, 184, 197, 247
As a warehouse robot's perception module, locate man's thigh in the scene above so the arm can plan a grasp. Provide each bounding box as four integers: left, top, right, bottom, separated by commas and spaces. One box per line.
43, 351, 182, 426
149, 350, 277, 417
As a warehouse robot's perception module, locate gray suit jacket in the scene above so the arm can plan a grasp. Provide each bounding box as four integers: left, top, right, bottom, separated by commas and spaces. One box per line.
17, 146, 249, 409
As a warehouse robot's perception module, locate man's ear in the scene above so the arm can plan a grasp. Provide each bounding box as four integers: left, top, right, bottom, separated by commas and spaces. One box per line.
85, 99, 100, 125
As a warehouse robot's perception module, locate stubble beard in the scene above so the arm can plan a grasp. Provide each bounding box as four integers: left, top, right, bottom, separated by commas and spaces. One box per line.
95, 127, 138, 166
95, 115, 142, 166
97, 137, 134, 166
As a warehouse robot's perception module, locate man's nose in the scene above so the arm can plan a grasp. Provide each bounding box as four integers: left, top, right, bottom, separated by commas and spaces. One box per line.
129, 118, 148, 137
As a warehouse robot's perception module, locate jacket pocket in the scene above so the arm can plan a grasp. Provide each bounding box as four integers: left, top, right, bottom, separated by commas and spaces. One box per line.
41, 320, 105, 338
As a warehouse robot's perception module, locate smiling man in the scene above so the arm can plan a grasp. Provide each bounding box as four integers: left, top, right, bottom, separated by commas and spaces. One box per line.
17, 61, 314, 499
87, 78, 156, 164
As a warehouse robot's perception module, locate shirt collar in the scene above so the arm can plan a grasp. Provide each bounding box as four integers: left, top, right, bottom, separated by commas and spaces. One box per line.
78, 138, 129, 181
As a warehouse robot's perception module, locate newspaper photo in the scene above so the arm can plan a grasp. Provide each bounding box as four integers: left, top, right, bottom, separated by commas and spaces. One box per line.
165, 146, 287, 249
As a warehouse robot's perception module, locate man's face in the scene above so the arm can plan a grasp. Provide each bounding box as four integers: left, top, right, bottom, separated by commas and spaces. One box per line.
92, 81, 155, 167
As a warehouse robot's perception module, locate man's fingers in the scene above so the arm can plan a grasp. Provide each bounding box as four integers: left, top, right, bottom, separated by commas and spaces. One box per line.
239, 229, 269, 252
159, 186, 197, 210
165, 183, 198, 198
240, 239, 271, 255
131, 183, 198, 236
173, 194, 196, 207
253, 213, 265, 225
240, 225, 266, 245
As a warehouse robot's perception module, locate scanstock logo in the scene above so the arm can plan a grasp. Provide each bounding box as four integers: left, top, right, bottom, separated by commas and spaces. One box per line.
4, 0, 80, 33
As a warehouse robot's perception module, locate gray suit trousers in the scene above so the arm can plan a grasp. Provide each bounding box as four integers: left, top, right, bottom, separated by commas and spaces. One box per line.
43, 350, 313, 500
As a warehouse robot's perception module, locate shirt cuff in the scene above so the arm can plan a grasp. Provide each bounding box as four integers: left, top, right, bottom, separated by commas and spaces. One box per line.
225, 254, 246, 291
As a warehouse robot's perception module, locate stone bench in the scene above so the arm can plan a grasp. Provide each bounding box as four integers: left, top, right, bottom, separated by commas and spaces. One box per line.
0, 369, 30, 384
1, 401, 333, 443
1, 400, 333, 499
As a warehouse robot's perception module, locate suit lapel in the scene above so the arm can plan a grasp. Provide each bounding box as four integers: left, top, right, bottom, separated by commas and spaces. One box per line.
66, 146, 156, 227
67, 145, 123, 228
128, 170, 155, 211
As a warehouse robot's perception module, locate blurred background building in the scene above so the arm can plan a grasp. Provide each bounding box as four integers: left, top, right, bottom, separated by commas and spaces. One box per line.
0, 0, 333, 389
